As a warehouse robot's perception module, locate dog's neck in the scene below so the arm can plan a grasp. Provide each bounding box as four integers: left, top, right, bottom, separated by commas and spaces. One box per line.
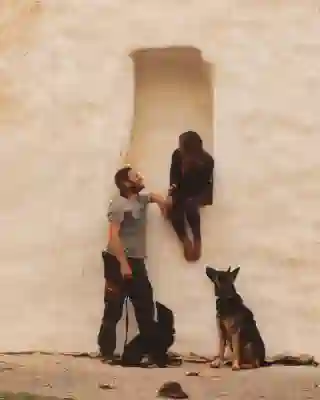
215, 293, 243, 317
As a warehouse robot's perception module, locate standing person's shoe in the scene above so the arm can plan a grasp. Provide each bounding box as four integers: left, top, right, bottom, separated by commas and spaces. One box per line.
182, 237, 193, 261
192, 239, 202, 261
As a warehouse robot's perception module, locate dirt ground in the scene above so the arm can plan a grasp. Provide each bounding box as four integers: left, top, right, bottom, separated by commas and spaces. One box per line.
0, 354, 320, 400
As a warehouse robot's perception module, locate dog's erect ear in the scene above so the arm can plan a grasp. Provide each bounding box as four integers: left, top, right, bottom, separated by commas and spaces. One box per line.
205, 266, 218, 283
227, 266, 231, 272
230, 266, 240, 282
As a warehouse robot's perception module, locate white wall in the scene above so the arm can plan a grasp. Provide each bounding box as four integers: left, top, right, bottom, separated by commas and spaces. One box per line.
1, 0, 320, 358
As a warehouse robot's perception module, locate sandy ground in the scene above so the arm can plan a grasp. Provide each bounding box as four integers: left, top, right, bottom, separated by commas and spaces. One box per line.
0, 354, 319, 400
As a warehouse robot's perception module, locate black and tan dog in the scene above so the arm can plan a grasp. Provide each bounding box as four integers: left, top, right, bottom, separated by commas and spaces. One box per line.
206, 265, 266, 371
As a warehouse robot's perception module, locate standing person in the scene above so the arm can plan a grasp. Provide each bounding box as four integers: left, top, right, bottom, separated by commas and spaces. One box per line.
98, 166, 169, 366
167, 131, 214, 262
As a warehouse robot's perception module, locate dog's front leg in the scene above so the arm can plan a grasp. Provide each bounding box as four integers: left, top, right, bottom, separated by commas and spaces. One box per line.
231, 332, 241, 371
211, 318, 226, 368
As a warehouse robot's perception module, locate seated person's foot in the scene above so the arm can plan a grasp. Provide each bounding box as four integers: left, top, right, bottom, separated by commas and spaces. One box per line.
182, 237, 193, 261
191, 239, 202, 261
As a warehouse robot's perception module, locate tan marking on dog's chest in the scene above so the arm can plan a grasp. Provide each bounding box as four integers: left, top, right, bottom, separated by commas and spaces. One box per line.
222, 317, 240, 335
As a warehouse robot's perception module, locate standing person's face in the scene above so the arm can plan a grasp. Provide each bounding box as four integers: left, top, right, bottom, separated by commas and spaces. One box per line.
125, 169, 145, 194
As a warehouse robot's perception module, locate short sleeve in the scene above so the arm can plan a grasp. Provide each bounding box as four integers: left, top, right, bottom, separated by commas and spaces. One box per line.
107, 199, 124, 223
138, 193, 151, 207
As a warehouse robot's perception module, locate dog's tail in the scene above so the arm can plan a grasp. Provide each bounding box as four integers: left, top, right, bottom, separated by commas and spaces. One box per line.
262, 355, 318, 368
220, 357, 318, 369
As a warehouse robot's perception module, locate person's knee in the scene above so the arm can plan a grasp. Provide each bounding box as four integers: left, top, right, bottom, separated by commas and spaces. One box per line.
103, 290, 123, 323
103, 303, 123, 324
168, 208, 184, 224
184, 198, 199, 218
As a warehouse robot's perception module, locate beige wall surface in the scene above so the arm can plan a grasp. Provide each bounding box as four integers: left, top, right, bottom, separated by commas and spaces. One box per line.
1, 1, 320, 359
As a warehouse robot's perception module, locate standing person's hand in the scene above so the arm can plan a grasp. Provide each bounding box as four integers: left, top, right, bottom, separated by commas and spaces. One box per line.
157, 196, 172, 219
120, 260, 132, 279
166, 196, 173, 208
149, 192, 172, 219
161, 196, 172, 219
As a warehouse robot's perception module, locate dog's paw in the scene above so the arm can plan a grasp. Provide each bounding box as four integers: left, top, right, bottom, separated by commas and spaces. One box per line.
210, 358, 223, 369
231, 361, 241, 371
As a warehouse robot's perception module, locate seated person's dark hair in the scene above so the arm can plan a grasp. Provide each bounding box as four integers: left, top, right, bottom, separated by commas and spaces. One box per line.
180, 130, 203, 155
114, 166, 132, 189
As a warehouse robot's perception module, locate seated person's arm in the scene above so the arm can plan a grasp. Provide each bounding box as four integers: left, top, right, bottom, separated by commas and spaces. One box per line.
107, 204, 132, 277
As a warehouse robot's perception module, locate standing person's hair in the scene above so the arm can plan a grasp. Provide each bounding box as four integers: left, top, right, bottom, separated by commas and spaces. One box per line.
179, 131, 203, 156
114, 166, 132, 189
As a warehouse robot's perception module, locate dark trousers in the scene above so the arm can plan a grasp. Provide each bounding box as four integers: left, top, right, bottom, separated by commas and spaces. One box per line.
168, 194, 201, 242
98, 251, 155, 358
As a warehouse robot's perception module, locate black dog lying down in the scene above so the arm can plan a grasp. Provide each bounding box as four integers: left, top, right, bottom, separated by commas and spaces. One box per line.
206, 265, 266, 370
121, 301, 175, 367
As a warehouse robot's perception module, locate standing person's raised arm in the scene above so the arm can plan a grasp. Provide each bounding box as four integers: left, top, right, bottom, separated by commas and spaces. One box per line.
149, 192, 172, 216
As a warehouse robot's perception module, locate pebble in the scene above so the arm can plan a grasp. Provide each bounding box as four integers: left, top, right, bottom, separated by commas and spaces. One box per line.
185, 371, 200, 376
99, 383, 116, 390
0, 362, 13, 372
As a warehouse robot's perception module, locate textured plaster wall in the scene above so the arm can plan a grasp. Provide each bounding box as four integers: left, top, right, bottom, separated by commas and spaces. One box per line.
0, 0, 320, 358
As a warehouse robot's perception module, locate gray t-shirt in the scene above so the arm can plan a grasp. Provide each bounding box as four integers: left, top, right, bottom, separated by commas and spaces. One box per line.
106, 193, 150, 259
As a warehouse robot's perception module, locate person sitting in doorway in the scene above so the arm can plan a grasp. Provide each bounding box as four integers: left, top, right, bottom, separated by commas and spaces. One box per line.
166, 131, 214, 261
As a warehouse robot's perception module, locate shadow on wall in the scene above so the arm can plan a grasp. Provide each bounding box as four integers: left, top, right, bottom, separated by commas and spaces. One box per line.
125, 46, 214, 168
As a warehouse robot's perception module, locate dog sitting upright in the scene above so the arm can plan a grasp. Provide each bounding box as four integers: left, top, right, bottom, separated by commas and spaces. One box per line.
206, 265, 266, 371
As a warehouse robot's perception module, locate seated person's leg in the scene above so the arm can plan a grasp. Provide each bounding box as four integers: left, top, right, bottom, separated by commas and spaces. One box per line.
167, 198, 193, 261
184, 198, 202, 260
